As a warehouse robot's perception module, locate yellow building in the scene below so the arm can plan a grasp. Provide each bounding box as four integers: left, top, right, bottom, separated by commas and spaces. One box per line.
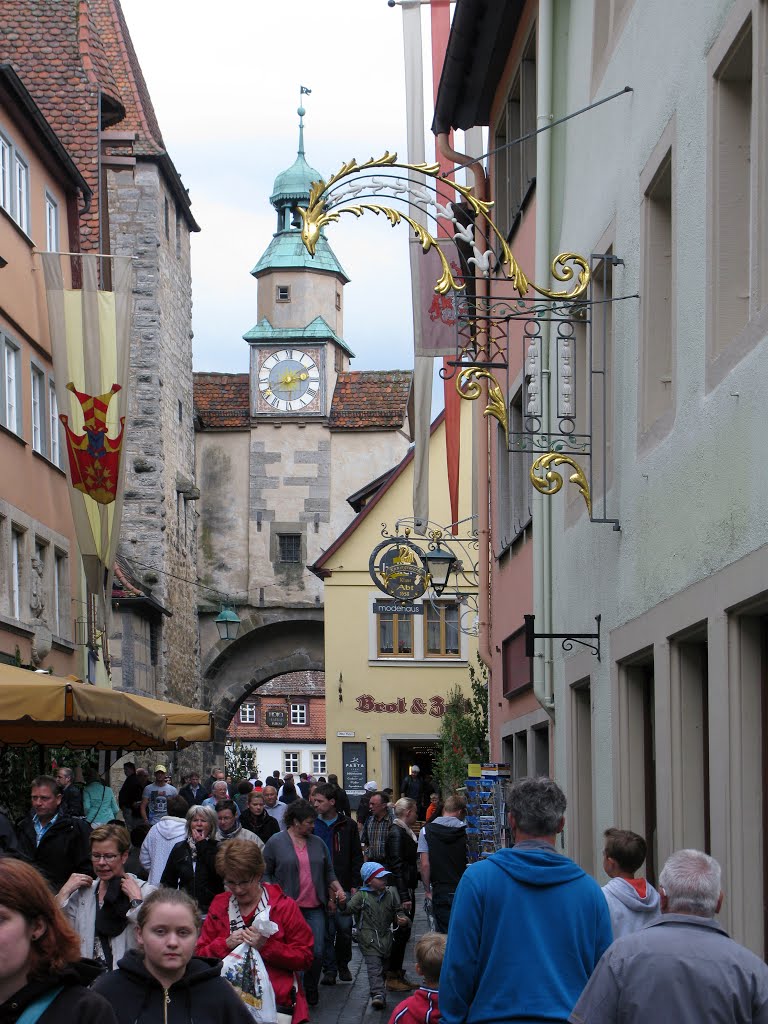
310, 402, 477, 804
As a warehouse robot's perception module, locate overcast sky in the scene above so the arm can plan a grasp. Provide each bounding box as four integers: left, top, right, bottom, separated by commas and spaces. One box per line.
120, 0, 431, 380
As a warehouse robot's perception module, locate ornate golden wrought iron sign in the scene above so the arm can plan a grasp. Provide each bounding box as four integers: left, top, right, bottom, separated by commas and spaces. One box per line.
298, 152, 624, 526
369, 535, 429, 601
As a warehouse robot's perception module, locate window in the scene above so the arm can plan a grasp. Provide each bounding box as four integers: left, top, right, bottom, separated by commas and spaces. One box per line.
240, 704, 257, 724
49, 382, 60, 466
335, 292, 341, 310
0, 132, 30, 232
592, 0, 635, 92
10, 529, 22, 620
508, 390, 533, 540
290, 703, 307, 726
175, 202, 182, 259
710, 18, 752, 356
425, 603, 461, 657
13, 153, 28, 234
178, 399, 183, 423
493, 32, 536, 239
3, 340, 20, 434
312, 752, 327, 776
53, 551, 66, 635
571, 683, 594, 872
639, 137, 674, 438
502, 625, 532, 696
377, 606, 413, 656
45, 193, 58, 252
278, 534, 301, 563
0, 135, 9, 213
284, 752, 300, 774
31, 366, 44, 454
276, 285, 291, 302
164, 197, 169, 240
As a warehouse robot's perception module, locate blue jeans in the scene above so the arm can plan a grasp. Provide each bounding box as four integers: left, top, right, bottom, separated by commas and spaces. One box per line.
300, 906, 326, 994
322, 891, 353, 975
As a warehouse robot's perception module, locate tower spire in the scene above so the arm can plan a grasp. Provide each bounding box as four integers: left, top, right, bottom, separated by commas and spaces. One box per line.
298, 85, 312, 157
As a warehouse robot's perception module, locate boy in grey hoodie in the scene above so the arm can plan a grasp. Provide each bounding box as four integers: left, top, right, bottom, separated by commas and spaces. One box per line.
602, 827, 661, 937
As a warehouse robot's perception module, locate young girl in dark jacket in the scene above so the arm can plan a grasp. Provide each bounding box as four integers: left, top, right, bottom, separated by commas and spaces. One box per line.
91, 889, 253, 1024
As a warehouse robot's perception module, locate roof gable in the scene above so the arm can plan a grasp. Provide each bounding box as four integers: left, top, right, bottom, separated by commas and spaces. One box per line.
193, 372, 250, 430
329, 370, 413, 432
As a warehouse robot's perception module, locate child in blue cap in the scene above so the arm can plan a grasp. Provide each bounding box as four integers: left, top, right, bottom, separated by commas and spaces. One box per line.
340, 862, 407, 1010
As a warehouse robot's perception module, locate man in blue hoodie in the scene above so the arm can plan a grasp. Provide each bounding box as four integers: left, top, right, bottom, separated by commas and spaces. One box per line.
440, 776, 612, 1024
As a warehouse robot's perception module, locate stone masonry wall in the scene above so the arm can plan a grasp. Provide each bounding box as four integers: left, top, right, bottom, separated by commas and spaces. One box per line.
107, 162, 201, 728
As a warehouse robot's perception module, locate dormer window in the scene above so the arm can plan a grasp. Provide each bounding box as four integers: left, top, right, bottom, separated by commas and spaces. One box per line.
276, 285, 291, 302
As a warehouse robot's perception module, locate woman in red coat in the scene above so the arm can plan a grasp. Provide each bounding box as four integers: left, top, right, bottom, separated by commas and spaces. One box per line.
195, 840, 314, 1024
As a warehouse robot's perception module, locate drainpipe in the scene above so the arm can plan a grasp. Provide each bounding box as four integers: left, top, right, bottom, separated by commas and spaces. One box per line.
436, 134, 492, 671
533, 0, 555, 714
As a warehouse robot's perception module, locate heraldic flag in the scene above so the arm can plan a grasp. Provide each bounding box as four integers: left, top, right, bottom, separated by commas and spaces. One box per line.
40, 252, 131, 621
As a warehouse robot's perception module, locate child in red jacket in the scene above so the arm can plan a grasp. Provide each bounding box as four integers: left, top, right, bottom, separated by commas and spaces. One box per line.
388, 932, 445, 1024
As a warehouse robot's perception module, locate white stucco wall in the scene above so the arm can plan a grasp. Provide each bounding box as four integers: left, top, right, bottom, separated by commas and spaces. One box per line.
542, 0, 768, 940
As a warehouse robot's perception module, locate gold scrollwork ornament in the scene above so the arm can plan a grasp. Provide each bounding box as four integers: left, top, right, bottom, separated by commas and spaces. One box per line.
530, 453, 592, 517
456, 366, 508, 440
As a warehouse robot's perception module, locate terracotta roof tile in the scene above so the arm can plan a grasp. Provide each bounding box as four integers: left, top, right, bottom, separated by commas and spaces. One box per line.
256, 672, 325, 698
329, 370, 413, 431
0, 0, 198, 239
193, 373, 250, 430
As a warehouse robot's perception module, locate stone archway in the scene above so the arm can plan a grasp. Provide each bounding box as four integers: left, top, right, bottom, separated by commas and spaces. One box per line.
202, 607, 324, 759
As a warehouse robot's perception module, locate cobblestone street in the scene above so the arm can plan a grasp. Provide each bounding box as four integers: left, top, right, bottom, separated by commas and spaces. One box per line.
312, 892, 429, 1024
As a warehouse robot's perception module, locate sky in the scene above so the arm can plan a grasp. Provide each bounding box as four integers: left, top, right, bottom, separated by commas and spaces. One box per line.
120, 0, 429, 380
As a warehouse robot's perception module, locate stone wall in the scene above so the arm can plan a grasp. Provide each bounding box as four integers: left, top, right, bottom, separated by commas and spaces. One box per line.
107, 161, 201, 728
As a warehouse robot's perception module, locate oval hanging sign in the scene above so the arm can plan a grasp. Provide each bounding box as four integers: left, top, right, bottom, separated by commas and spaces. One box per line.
369, 537, 428, 600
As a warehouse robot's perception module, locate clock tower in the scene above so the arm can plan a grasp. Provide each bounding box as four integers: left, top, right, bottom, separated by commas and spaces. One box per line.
246, 105, 352, 420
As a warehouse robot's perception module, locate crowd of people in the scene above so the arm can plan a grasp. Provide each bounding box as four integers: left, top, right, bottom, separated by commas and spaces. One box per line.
1, 764, 768, 1023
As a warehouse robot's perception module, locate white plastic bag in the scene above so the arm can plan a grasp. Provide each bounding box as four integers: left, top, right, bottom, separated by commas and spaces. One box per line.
221, 942, 278, 1023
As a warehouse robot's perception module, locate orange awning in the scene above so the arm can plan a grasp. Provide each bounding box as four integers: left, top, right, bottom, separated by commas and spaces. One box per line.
0, 664, 167, 750
122, 693, 213, 749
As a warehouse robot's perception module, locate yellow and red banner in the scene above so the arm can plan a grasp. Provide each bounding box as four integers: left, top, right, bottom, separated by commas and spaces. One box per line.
41, 253, 131, 617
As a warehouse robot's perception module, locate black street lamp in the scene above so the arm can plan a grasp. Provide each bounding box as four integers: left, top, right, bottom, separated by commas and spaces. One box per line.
424, 544, 458, 597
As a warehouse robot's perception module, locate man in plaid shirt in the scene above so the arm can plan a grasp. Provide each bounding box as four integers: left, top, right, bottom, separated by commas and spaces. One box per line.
361, 792, 392, 861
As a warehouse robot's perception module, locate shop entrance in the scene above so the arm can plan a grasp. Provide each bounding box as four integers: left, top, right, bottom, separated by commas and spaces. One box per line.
388, 739, 440, 808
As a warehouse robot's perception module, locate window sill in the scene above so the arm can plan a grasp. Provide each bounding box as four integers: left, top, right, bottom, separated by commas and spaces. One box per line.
369, 657, 467, 667
0, 421, 26, 446
0, 612, 34, 637
52, 635, 76, 652
32, 448, 66, 475
0, 205, 34, 247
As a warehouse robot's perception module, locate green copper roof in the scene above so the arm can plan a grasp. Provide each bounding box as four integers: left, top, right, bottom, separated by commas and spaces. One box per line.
243, 315, 355, 358
270, 153, 322, 204
250, 231, 349, 281
270, 106, 322, 204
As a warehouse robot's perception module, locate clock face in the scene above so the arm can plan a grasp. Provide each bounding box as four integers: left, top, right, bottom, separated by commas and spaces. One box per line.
258, 349, 320, 412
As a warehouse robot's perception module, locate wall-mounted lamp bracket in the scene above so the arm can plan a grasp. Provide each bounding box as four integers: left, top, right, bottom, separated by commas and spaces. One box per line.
524, 613, 601, 661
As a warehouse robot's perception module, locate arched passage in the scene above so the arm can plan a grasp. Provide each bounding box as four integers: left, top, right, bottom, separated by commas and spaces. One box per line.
202, 608, 324, 759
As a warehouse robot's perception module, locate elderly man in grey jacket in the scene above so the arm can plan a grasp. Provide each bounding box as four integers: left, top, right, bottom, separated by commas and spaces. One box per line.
570, 848, 768, 1024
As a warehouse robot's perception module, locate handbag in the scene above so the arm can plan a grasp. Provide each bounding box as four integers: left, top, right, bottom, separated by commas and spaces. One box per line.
221, 942, 278, 1023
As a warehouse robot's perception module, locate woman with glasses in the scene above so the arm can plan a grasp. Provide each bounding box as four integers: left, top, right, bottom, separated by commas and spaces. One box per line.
161, 805, 223, 913
57, 822, 155, 969
196, 840, 314, 1024
0, 858, 117, 1024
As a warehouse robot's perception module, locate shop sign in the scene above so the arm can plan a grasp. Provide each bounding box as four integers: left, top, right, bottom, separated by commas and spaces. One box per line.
369, 538, 428, 601
265, 708, 288, 728
342, 741, 367, 800
372, 601, 424, 615
355, 693, 446, 717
